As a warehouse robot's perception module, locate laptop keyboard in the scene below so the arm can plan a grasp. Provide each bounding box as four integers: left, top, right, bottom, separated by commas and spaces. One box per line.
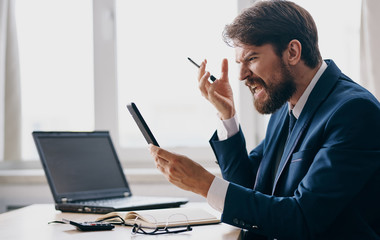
79, 196, 156, 208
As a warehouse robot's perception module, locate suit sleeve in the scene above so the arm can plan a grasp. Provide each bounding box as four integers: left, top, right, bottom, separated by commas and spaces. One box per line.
210, 127, 264, 190
219, 98, 380, 239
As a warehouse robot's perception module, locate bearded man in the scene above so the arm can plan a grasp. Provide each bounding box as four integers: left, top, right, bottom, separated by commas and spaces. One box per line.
149, 1, 380, 239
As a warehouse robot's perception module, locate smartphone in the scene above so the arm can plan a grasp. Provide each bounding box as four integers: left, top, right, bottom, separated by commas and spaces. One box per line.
126, 102, 160, 146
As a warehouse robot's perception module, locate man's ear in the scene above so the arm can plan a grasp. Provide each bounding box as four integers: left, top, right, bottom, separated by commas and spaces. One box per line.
284, 39, 302, 66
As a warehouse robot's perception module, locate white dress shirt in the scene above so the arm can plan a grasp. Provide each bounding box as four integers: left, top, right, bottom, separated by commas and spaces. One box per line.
207, 61, 328, 212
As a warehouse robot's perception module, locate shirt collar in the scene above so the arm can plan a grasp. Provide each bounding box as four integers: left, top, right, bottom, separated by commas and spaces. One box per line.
288, 60, 328, 119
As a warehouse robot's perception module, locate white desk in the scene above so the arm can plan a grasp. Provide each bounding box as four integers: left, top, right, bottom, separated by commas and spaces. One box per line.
0, 203, 242, 240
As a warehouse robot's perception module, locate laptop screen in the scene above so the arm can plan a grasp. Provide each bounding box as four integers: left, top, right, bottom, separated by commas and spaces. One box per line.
33, 131, 131, 202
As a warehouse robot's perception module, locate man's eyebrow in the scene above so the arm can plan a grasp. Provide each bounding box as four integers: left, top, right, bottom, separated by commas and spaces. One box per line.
237, 52, 259, 63
243, 52, 259, 62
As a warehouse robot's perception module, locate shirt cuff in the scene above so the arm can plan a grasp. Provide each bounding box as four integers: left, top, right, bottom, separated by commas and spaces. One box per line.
216, 114, 239, 140
207, 176, 229, 213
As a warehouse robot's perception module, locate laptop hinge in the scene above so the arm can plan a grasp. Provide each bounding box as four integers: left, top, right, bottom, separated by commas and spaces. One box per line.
124, 192, 131, 197
61, 198, 68, 203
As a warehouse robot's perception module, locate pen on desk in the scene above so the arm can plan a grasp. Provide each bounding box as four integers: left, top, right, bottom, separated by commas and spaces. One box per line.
187, 57, 216, 82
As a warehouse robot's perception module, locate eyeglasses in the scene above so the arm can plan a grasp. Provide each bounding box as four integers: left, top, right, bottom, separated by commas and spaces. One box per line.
97, 213, 193, 235
131, 213, 192, 236
132, 223, 192, 235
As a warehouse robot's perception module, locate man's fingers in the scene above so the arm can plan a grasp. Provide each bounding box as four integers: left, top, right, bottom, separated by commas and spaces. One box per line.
220, 58, 229, 81
197, 59, 206, 82
198, 60, 211, 98
199, 72, 211, 98
153, 154, 182, 183
155, 159, 165, 171
154, 155, 168, 166
149, 144, 177, 163
149, 145, 183, 178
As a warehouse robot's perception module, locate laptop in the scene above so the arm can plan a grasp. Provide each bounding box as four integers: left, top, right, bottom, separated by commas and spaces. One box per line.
32, 131, 188, 213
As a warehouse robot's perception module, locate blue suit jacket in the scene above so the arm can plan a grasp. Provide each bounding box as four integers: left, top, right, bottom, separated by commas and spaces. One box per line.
210, 60, 380, 240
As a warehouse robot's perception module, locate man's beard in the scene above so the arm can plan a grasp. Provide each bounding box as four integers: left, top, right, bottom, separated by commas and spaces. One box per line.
247, 61, 296, 114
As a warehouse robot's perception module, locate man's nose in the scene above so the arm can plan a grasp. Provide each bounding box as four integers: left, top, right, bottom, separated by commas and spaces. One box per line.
239, 65, 252, 81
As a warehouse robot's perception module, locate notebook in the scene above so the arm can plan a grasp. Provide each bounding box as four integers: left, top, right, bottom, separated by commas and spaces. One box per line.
32, 131, 188, 214
96, 207, 220, 228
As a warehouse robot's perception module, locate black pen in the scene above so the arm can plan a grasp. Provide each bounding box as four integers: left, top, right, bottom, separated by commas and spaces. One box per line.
187, 57, 216, 82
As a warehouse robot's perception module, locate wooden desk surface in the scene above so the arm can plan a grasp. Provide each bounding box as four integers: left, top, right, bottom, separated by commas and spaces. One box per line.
0, 203, 241, 240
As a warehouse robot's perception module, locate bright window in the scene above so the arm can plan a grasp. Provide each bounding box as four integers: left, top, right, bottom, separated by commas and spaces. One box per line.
11, 0, 362, 164
16, 0, 94, 160
293, 0, 362, 83
116, 0, 239, 149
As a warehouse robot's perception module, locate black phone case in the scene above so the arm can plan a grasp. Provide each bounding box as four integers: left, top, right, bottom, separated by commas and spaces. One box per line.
126, 102, 160, 147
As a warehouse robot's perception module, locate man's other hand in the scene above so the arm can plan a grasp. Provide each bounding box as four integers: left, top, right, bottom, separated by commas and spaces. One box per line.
148, 144, 215, 198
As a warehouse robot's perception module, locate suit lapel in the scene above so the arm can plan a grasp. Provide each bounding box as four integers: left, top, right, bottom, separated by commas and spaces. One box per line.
272, 60, 342, 194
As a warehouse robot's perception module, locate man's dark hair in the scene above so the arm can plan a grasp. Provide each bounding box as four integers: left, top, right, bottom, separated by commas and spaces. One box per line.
223, 0, 322, 68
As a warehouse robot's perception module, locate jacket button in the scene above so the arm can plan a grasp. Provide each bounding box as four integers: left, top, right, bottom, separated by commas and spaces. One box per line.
233, 218, 239, 225
252, 225, 258, 229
